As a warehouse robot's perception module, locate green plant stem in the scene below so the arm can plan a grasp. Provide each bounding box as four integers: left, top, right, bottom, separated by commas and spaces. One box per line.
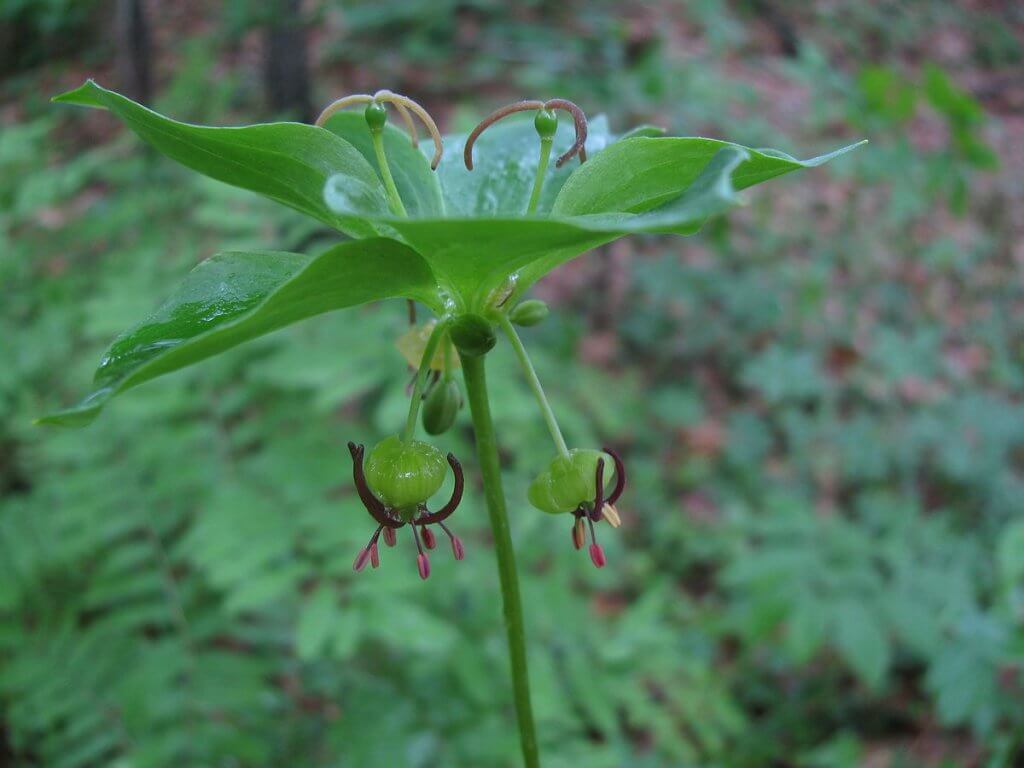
402, 320, 447, 442
371, 130, 407, 217
460, 353, 541, 768
498, 314, 569, 458
526, 136, 553, 215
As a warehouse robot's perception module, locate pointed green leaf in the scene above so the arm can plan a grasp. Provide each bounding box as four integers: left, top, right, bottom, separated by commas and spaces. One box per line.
604, 145, 749, 231
382, 217, 614, 306
53, 80, 389, 237
381, 141, 861, 303
322, 111, 445, 217
513, 146, 750, 287
617, 124, 667, 141
39, 238, 440, 427
552, 136, 866, 216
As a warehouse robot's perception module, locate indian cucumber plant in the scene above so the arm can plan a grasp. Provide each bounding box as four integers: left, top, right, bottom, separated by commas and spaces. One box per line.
42, 80, 862, 768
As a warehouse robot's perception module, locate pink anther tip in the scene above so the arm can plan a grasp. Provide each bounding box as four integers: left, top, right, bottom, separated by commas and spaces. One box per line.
369, 541, 380, 569
451, 535, 466, 561
422, 527, 437, 550
353, 548, 372, 573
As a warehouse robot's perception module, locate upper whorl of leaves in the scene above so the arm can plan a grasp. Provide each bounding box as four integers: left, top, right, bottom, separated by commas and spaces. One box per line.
41, 80, 863, 427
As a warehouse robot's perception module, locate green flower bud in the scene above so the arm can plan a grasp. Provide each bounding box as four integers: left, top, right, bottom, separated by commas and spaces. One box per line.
364, 435, 447, 515
528, 449, 611, 514
449, 314, 497, 357
422, 379, 461, 435
509, 299, 549, 327
534, 108, 558, 140
364, 101, 387, 133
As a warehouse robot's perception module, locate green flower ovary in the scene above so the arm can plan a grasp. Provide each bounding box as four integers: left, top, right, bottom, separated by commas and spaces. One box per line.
534, 108, 558, 140
528, 449, 611, 514
364, 101, 387, 132
365, 435, 447, 515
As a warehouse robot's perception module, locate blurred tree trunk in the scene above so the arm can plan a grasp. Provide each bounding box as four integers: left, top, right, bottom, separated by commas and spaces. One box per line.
116, 0, 152, 103
0, 20, 17, 75
264, 0, 312, 122
749, 0, 799, 58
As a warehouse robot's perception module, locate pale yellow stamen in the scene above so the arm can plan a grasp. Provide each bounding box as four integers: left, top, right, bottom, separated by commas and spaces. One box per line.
314, 93, 374, 127
601, 504, 622, 528
315, 90, 444, 170
373, 89, 444, 170
315, 91, 444, 169
572, 517, 586, 549
391, 101, 419, 148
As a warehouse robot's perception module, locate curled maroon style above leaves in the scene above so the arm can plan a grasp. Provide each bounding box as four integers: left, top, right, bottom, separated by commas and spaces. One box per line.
464, 98, 589, 171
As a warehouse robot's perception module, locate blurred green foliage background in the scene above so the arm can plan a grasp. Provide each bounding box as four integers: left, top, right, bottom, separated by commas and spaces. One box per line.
2, 1, 1022, 766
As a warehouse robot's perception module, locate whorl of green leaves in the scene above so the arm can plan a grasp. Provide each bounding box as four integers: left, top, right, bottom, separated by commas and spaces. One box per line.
42, 79, 861, 427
